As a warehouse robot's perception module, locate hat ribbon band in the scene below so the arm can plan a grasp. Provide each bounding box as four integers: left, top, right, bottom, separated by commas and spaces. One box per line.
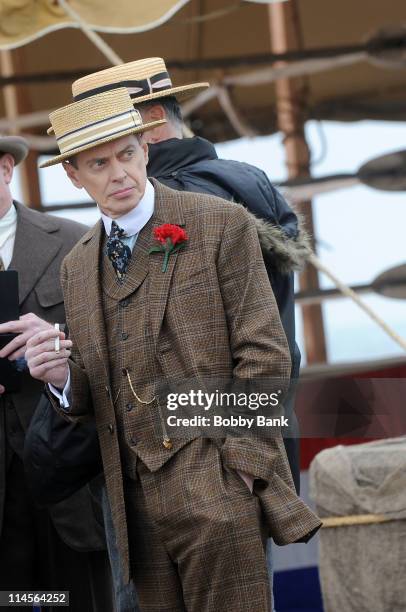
74, 71, 173, 102
56, 108, 142, 154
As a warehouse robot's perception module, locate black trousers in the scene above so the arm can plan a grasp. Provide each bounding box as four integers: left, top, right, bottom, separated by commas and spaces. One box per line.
0, 452, 112, 612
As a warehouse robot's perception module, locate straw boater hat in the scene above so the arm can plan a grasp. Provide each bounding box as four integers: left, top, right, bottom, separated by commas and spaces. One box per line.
40, 87, 165, 168
46, 57, 209, 136
72, 57, 209, 105
0, 134, 29, 165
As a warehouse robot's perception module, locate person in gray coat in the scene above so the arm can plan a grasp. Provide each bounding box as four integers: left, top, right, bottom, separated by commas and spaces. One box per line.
0, 135, 113, 611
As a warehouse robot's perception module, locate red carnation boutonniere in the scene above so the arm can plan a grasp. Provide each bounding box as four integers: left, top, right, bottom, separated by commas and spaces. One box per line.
149, 224, 188, 272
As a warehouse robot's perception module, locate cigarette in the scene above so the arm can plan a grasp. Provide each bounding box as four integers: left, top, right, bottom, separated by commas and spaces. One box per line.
54, 323, 60, 354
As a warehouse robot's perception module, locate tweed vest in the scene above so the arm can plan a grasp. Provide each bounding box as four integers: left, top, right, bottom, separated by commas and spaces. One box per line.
100, 221, 188, 479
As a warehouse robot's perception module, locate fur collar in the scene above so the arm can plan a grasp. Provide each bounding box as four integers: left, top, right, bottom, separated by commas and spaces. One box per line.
248, 209, 312, 275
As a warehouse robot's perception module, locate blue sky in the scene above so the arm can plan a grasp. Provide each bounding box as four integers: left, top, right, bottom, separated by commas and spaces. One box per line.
12, 120, 406, 365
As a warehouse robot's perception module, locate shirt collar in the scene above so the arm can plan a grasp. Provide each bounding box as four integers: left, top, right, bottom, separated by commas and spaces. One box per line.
0, 203, 17, 246
101, 179, 154, 237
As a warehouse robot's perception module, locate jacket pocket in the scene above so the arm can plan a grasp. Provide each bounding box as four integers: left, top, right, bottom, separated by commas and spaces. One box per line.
35, 286, 64, 309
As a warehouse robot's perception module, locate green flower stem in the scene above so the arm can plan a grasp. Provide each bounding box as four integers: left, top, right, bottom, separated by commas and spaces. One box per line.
162, 249, 171, 273
162, 238, 173, 272
149, 239, 186, 273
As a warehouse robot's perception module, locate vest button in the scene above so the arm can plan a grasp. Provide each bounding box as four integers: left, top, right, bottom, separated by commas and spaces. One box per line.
122, 368, 127, 376
108, 424, 115, 434
121, 332, 129, 341
129, 435, 137, 446
163, 437, 173, 450
126, 403, 133, 412
119, 298, 129, 308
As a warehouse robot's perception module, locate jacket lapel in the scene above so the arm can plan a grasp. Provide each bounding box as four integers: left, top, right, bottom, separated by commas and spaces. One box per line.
124, 217, 153, 294
9, 202, 63, 305
147, 179, 185, 347
81, 220, 110, 379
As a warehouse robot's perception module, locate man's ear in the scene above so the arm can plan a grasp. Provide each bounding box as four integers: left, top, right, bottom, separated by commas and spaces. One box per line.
62, 161, 83, 189
141, 141, 149, 166
144, 104, 166, 122
0, 153, 15, 185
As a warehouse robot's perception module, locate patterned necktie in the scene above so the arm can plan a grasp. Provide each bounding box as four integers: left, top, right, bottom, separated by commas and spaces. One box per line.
106, 221, 132, 280
0, 256, 5, 272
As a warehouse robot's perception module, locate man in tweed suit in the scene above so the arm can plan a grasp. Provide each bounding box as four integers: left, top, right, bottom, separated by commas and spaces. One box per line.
27, 88, 321, 611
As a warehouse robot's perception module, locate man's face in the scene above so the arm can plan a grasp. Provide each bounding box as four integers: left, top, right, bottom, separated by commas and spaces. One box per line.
0, 153, 15, 217
63, 135, 149, 219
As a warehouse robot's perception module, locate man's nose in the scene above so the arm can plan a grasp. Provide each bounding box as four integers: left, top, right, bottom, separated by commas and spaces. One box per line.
110, 159, 126, 181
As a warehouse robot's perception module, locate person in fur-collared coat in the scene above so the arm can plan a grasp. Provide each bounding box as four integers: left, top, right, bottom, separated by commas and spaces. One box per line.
144, 123, 308, 493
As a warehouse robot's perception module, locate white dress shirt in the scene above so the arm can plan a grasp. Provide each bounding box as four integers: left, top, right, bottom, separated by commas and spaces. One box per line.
49, 180, 155, 407
0, 204, 17, 269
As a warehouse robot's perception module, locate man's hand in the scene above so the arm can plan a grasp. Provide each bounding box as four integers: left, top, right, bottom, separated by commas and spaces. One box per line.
0, 313, 54, 361
0, 385, 4, 395
25, 328, 72, 389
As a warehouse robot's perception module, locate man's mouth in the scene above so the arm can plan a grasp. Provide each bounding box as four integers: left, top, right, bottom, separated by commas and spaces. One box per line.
110, 186, 134, 198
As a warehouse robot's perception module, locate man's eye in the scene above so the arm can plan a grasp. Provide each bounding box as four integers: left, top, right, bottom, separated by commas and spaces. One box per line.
124, 150, 135, 158
90, 159, 106, 169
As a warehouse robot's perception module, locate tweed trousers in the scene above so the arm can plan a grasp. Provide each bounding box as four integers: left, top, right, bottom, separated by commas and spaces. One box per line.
126, 437, 272, 612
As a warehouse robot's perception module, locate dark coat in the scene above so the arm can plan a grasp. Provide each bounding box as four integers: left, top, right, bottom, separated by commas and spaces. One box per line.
148, 137, 309, 492
0, 202, 106, 551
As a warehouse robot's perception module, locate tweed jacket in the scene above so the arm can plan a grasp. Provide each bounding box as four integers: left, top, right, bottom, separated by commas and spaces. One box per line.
0, 202, 106, 552
56, 179, 321, 582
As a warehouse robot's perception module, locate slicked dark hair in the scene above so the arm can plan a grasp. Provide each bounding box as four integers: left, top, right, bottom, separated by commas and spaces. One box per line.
136, 96, 183, 126
66, 155, 78, 168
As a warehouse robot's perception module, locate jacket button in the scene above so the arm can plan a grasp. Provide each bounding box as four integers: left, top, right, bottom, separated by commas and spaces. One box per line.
126, 403, 133, 412
129, 435, 137, 446
108, 424, 115, 434
121, 332, 129, 341
122, 368, 127, 376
